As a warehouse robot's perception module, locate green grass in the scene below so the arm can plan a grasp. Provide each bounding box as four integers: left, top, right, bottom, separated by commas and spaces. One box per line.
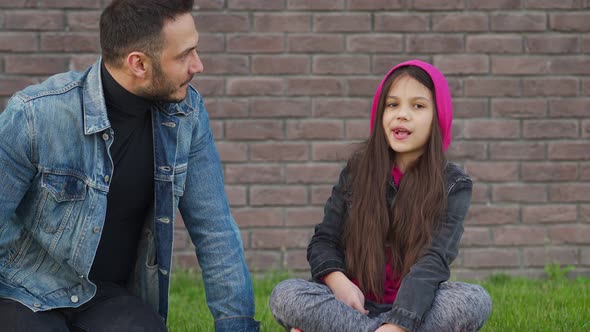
168, 269, 590, 332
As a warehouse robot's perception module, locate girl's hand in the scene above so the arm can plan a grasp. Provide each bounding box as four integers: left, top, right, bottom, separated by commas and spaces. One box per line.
324, 271, 369, 315
375, 323, 406, 332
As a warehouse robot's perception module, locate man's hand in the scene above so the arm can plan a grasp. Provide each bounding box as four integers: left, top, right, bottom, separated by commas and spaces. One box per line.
324, 271, 369, 315
375, 323, 406, 332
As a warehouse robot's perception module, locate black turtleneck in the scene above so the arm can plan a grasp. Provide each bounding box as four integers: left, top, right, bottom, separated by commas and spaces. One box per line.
89, 63, 155, 285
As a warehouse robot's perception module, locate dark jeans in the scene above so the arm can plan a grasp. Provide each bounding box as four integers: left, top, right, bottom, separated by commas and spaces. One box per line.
0, 282, 167, 332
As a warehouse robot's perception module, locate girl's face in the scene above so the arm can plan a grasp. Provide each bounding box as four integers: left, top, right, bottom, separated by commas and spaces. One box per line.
382, 74, 434, 171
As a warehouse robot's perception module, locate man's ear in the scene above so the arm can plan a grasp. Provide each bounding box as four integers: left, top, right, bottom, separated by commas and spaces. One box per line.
126, 51, 151, 79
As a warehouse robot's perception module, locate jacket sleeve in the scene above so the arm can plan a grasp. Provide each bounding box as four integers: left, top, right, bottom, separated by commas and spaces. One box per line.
383, 177, 473, 331
307, 167, 349, 281
177, 93, 259, 331
0, 96, 37, 223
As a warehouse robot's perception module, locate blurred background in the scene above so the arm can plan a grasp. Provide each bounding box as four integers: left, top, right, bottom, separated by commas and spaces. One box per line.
1, 0, 589, 279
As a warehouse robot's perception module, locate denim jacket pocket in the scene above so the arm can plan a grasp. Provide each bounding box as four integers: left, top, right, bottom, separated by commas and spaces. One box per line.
173, 163, 187, 197
38, 172, 87, 234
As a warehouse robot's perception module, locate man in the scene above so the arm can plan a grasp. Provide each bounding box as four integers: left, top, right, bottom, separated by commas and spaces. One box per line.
0, 0, 259, 331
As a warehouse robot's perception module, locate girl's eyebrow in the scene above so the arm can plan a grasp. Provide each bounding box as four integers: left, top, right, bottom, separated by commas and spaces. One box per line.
386, 96, 431, 101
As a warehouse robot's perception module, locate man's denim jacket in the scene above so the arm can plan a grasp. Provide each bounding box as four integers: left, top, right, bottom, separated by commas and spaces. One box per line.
307, 163, 472, 331
0, 59, 258, 331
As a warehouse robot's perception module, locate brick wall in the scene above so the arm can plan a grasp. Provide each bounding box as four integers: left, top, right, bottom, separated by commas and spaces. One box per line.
1, 0, 589, 279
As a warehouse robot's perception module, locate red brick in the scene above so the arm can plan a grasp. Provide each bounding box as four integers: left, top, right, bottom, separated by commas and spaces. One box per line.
0, 32, 37, 51
407, 35, 464, 53
524, 120, 578, 139
172, 253, 198, 269
346, 120, 369, 140
287, 78, 344, 96
286, 207, 324, 226
210, 120, 223, 139
195, 14, 249, 33
581, 163, 590, 180
313, 98, 369, 118
225, 165, 282, 184
584, 79, 590, 95
205, 99, 248, 119
465, 205, 519, 225
583, 248, 590, 266
0, 0, 36, 7
491, 13, 547, 32
5, 56, 67, 75
227, 78, 285, 96
490, 142, 546, 160
583, 120, 590, 138
453, 99, 489, 119
5, 10, 64, 30
464, 162, 519, 182
549, 225, 590, 244
522, 205, 578, 224
491, 99, 547, 118
250, 98, 310, 118
447, 78, 463, 97
314, 14, 371, 32
452, 121, 465, 140
192, 77, 225, 97
216, 142, 247, 162
523, 78, 578, 97
524, 247, 579, 267
461, 227, 492, 247
347, 34, 403, 53
288, 34, 345, 53
372, 55, 431, 75
550, 57, 590, 75
464, 78, 521, 97
254, 13, 311, 32
463, 249, 520, 268
312, 142, 359, 161
38, 0, 98, 7
250, 143, 309, 161
286, 120, 344, 139
66, 11, 100, 30
173, 230, 190, 251
526, 35, 579, 54
202, 55, 248, 75
463, 120, 520, 139
522, 163, 577, 182
548, 142, 590, 160
252, 55, 309, 75
348, 0, 404, 9
245, 251, 281, 271
313, 55, 370, 75
287, 0, 345, 10
225, 120, 284, 140
285, 250, 309, 270
228, 0, 285, 10
492, 56, 550, 75
550, 183, 590, 202
311, 185, 333, 205
227, 35, 284, 53
584, 36, 590, 53
374, 13, 429, 32
550, 98, 590, 117
466, 35, 523, 53
286, 164, 342, 184
526, 0, 579, 8
493, 184, 548, 203
225, 185, 246, 206
250, 186, 308, 206
233, 208, 283, 227
471, 183, 490, 203
194, 0, 224, 9
432, 13, 488, 32
433, 55, 489, 74
40, 33, 99, 52
467, 0, 522, 9
550, 12, 590, 32
197, 34, 225, 53
583, 205, 590, 222
347, 77, 382, 97
447, 142, 487, 161
493, 226, 547, 246
412, 0, 464, 10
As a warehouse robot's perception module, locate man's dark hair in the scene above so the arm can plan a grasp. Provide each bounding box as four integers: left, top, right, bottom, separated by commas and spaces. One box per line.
100, 0, 194, 66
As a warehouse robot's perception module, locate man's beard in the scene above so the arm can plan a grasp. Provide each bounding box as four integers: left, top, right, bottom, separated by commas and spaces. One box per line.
138, 61, 192, 103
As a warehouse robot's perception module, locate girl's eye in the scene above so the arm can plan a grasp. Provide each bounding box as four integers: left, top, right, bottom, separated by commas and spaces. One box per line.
413, 104, 425, 109
387, 102, 398, 108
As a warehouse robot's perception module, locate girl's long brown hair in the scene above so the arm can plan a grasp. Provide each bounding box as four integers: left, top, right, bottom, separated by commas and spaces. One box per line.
342, 66, 448, 299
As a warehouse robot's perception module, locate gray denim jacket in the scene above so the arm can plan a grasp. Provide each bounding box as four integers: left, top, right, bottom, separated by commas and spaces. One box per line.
307, 162, 472, 331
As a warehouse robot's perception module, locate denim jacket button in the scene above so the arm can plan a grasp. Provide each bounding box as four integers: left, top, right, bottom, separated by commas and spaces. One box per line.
33, 303, 41, 308
104, 175, 110, 183
70, 295, 79, 303
93, 226, 101, 233
102, 133, 109, 141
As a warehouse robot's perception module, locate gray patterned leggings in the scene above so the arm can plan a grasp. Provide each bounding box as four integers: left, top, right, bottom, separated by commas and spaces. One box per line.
270, 279, 492, 332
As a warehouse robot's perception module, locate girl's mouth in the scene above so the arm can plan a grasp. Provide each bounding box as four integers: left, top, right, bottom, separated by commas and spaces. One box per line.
393, 128, 411, 140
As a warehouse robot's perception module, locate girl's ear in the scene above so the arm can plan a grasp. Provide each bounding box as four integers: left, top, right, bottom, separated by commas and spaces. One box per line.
125, 51, 151, 80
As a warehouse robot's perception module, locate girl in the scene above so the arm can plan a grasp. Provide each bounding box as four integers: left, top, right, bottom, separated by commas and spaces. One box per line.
269, 60, 492, 332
